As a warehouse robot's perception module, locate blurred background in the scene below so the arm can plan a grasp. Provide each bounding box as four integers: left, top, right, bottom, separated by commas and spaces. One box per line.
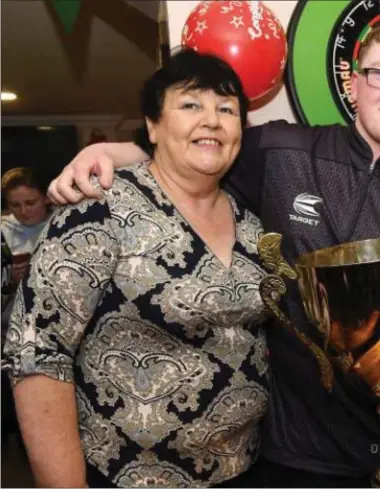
1, 2, 168, 486
2, 0, 169, 183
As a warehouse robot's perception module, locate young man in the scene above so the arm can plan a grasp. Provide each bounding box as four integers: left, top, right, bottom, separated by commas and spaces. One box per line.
48, 27, 380, 487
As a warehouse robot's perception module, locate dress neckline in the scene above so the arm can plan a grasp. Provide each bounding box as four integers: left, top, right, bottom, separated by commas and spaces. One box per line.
140, 161, 239, 272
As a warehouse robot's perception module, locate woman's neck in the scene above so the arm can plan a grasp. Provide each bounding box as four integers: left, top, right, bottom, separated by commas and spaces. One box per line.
149, 160, 222, 213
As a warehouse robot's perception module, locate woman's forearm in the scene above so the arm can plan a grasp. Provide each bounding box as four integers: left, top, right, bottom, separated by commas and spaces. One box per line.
13, 375, 87, 488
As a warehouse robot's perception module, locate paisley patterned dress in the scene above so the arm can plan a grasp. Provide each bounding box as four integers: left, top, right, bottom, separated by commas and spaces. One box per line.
4, 162, 270, 487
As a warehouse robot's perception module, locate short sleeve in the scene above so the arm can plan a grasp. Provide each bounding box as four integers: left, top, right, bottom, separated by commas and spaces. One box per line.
2, 197, 119, 386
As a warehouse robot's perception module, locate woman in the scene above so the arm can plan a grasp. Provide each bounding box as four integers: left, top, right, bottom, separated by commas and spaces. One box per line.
3, 50, 270, 488
1, 167, 51, 455
1, 167, 51, 283
1, 166, 52, 329
1, 166, 52, 333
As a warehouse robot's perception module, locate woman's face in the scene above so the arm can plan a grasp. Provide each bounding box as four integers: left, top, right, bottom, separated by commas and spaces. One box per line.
6, 185, 49, 226
147, 87, 243, 179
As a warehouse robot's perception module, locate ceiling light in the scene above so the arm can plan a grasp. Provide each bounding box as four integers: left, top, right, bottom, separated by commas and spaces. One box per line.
1, 92, 17, 101
37, 126, 54, 131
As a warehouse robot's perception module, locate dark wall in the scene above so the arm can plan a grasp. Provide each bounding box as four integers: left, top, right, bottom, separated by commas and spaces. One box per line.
2, 126, 79, 189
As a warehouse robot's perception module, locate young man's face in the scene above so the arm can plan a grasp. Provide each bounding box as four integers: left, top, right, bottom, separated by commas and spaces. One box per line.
351, 41, 380, 151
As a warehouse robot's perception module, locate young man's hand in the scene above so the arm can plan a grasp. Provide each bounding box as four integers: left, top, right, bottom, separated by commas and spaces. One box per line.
48, 142, 148, 205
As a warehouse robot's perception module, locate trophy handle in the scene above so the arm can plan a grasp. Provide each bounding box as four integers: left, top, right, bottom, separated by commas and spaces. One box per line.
258, 233, 335, 392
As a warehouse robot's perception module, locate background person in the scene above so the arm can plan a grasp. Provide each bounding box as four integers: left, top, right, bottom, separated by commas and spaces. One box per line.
1, 167, 51, 284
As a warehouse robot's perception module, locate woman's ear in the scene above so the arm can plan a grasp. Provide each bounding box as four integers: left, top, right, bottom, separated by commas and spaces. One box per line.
145, 118, 157, 144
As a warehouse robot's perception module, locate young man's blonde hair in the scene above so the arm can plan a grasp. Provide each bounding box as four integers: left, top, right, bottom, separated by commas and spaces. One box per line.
357, 24, 380, 68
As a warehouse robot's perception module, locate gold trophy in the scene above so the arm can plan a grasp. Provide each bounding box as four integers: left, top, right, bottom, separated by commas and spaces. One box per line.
258, 234, 380, 398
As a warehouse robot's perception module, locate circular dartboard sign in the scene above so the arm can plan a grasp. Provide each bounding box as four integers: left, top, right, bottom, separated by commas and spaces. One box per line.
286, 0, 380, 126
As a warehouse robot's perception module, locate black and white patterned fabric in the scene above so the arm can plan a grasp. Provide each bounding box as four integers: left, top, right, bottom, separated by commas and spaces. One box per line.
3, 162, 269, 487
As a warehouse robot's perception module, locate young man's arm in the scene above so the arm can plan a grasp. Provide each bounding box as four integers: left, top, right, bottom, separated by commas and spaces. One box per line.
48, 122, 271, 207
48, 142, 148, 204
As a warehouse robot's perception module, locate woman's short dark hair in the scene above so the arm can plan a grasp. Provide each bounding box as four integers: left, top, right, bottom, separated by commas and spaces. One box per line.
134, 48, 249, 157
1, 167, 47, 200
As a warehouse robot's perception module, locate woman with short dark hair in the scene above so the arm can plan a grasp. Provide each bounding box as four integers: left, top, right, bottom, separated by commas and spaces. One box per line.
4, 49, 269, 488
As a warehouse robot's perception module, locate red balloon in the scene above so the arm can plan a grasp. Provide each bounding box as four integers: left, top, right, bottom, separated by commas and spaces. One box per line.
181, 1, 287, 100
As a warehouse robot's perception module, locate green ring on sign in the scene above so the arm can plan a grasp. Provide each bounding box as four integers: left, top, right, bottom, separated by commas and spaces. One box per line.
285, 0, 351, 126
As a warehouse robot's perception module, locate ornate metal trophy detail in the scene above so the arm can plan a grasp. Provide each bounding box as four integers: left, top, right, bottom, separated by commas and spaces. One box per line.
258, 233, 380, 398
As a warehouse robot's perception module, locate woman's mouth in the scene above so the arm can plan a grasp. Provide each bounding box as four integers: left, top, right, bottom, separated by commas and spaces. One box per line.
193, 138, 222, 147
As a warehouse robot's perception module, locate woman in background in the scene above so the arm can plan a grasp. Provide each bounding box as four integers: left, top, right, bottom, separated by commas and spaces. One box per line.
1, 166, 52, 348
1, 168, 51, 453
1, 167, 51, 283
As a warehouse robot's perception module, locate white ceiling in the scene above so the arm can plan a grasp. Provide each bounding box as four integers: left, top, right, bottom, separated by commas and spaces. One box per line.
1, 0, 162, 118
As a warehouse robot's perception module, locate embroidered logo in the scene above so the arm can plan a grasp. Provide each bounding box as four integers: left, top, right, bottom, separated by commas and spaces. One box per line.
293, 193, 323, 217
289, 193, 323, 226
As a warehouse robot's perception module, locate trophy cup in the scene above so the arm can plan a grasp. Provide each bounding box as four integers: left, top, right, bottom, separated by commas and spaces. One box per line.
257, 234, 380, 398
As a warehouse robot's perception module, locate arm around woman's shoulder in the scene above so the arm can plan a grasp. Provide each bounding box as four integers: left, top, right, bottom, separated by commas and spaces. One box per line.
48, 142, 148, 205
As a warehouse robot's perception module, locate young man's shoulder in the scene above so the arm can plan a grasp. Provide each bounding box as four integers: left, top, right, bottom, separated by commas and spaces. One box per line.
243, 120, 348, 153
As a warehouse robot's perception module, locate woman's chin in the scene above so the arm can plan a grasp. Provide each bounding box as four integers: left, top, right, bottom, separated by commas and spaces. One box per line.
21, 218, 42, 227
189, 159, 230, 177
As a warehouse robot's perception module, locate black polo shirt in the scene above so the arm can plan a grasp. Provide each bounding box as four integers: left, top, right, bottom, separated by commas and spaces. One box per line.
224, 121, 380, 477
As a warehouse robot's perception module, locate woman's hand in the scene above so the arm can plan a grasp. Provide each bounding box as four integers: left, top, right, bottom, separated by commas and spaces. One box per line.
12, 261, 29, 283
11, 253, 31, 284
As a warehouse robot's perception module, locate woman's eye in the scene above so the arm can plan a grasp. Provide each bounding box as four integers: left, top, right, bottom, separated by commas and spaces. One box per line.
219, 106, 234, 114
182, 102, 199, 110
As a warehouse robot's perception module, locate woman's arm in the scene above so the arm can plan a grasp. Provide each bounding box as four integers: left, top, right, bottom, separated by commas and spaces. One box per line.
3, 197, 119, 488
14, 375, 87, 488
48, 142, 148, 204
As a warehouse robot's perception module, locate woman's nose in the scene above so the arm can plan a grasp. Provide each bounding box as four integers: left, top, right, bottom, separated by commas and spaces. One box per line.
202, 107, 220, 127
